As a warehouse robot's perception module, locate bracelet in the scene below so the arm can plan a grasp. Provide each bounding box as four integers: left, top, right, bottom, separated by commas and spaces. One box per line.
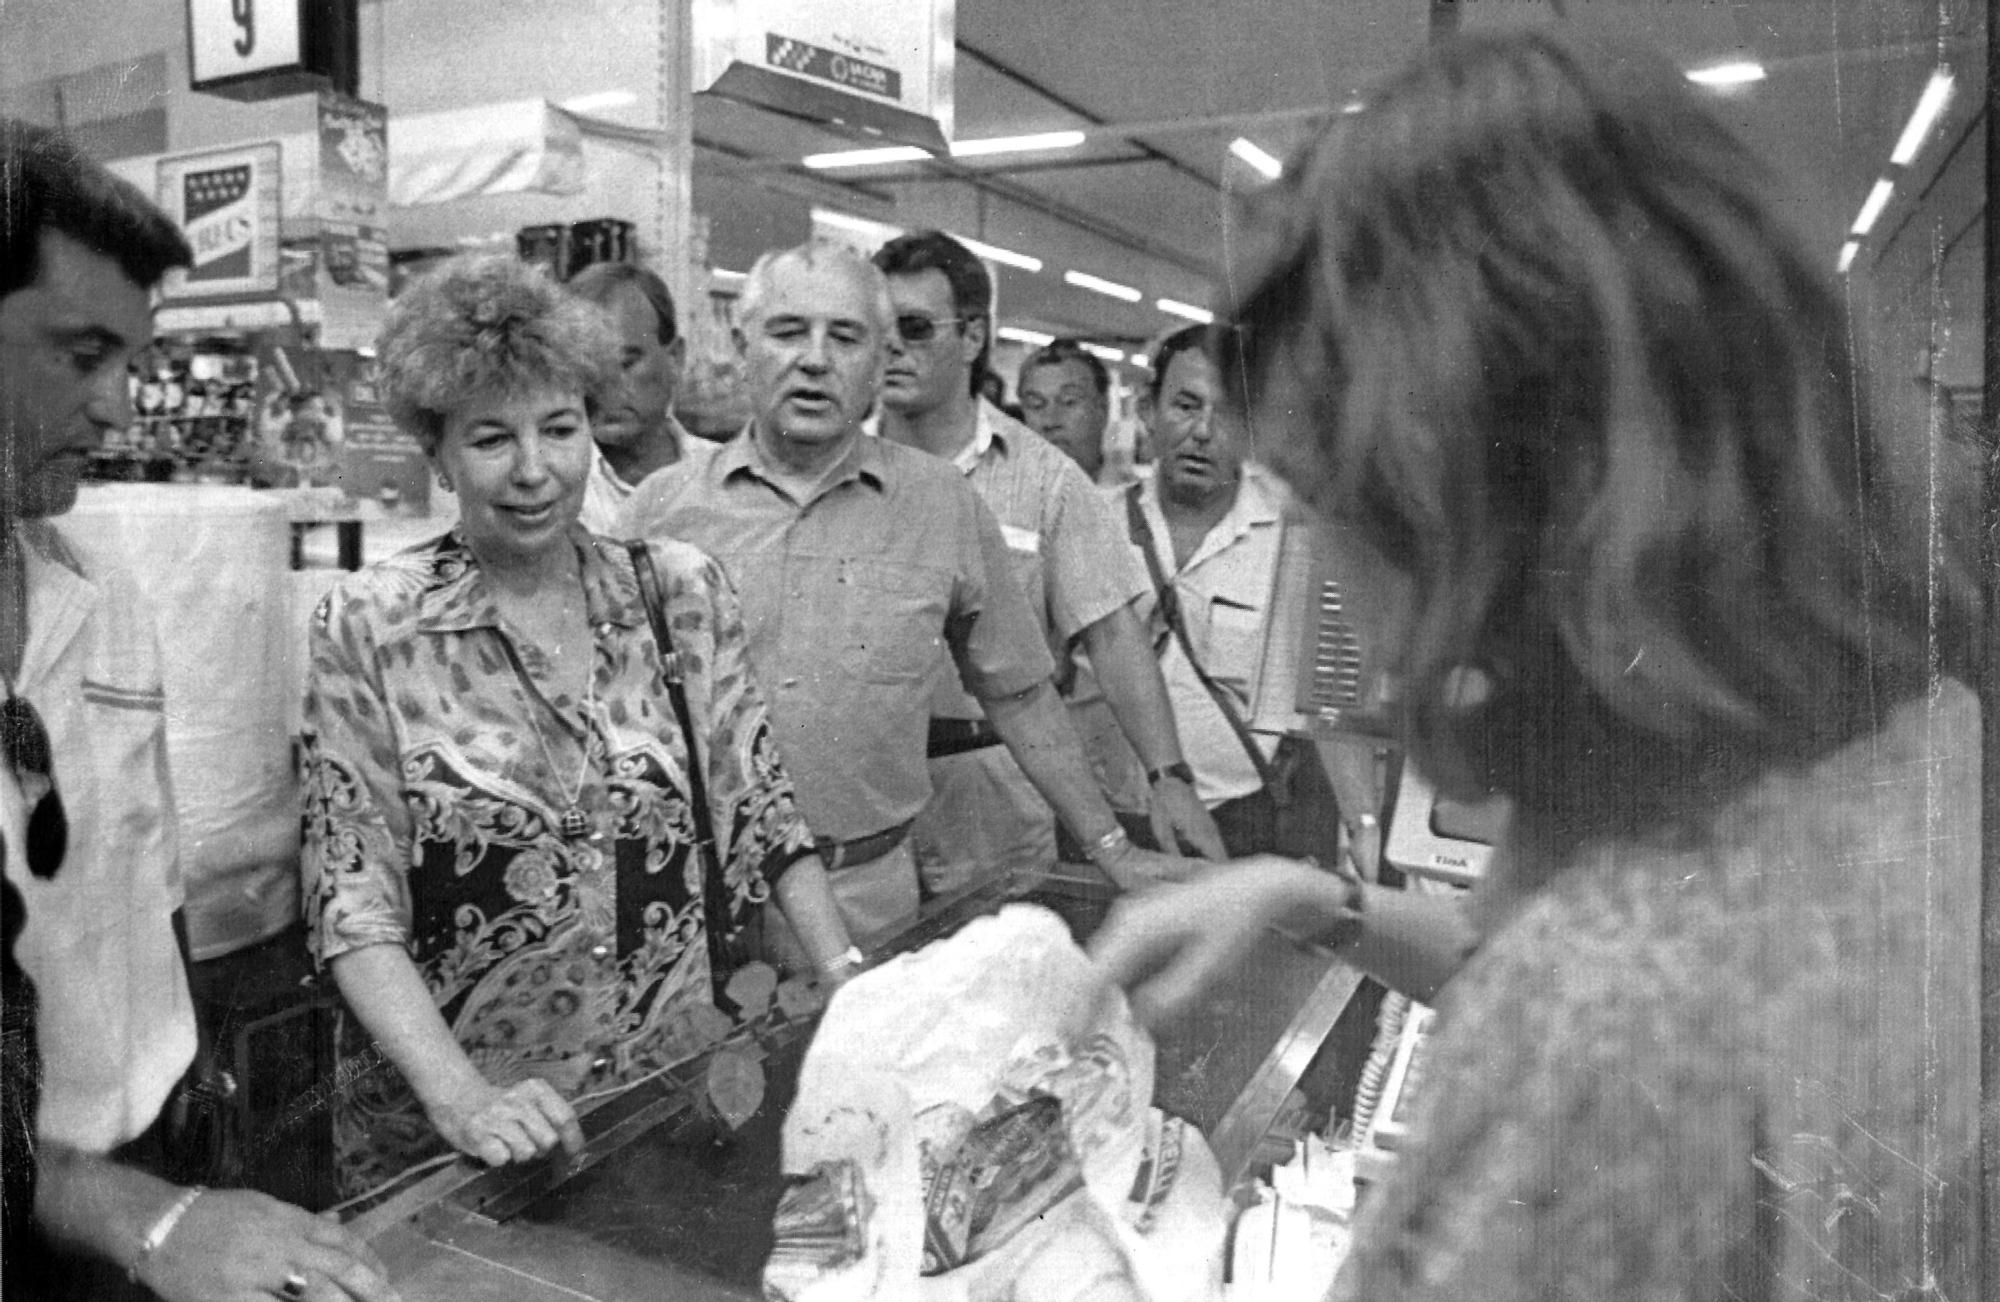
1145, 761, 1196, 787
818, 945, 865, 979
128, 1185, 206, 1284
1083, 824, 1133, 866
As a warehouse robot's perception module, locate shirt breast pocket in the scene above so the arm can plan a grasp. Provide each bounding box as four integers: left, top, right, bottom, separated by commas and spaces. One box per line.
845, 560, 947, 685
1204, 596, 1266, 692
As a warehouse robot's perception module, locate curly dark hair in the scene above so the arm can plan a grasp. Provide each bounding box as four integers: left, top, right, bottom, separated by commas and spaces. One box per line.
376, 254, 619, 453
1225, 28, 1980, 845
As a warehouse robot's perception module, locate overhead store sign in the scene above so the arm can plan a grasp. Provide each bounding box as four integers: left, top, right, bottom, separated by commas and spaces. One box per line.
157, 143, 282, 300
696, 0, 953, 153
186, 0, 357, 100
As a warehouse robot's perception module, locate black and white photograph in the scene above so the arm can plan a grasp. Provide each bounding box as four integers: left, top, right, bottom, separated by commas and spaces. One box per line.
1, 1, 1991, 1298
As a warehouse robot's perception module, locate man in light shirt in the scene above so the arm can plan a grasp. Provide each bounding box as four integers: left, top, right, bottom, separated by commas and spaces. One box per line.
567, 261, 712, 531
872, 232, 1223, 893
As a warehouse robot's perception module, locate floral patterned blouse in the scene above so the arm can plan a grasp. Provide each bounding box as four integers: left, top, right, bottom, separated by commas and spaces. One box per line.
302, 526, 814, 1193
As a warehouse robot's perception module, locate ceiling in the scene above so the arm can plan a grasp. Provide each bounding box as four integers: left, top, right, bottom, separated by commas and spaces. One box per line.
687, 0, 1987, 366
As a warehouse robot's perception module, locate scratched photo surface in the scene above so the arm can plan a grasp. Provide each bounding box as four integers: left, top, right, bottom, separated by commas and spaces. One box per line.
0, 1, 1990, 1300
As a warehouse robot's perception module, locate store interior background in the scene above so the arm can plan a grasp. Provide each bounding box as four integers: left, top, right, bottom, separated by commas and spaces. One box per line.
0, 0, 1988, 1214
3, 0, 1985, 469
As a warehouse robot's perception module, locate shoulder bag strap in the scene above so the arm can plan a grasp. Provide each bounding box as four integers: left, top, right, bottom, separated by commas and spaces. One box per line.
626, 541, 738, 980
1123, 487, 1280, 793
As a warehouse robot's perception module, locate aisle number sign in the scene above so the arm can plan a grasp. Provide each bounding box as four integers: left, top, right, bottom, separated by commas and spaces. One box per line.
187, 0, 303, 87
156, 143, 282, 301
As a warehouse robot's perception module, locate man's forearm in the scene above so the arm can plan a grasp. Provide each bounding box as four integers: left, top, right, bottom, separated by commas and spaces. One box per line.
1079, 604, 1184, 771
982, 678, 1122, 843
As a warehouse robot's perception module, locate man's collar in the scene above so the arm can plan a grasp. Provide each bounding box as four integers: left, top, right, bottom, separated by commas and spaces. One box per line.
720, 423, 886, 494
415, 525, 644, 634
952, 400, 1007, 474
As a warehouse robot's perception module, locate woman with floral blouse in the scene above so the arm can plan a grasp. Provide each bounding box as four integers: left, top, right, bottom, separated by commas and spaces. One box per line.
301, 254, 856, 1195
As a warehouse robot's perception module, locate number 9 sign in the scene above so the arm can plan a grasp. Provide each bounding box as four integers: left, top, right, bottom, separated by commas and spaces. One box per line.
187, 0, 302, 88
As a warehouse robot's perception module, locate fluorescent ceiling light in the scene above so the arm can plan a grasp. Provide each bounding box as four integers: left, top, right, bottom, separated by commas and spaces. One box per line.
561, 90, 638, 114
1129, 352, 1151, 368
1850, 178, 1894, 235
1890, 69, 1955, 166
1079, 341, 1126, 362
711, 268, 747, 283
811, 207, 904, 240
1156, 298, 1214, 325
1229, 137, 1283, 180
997, 326, 1055, 347
802, 145, 932, 169
1064, 269, 1142, 303
1836, 242, 1859, 274
1686, 62, 1766, 87
955, 235, 1043, 273
950, 130, 1086, 158
1341, 100, 1365, 115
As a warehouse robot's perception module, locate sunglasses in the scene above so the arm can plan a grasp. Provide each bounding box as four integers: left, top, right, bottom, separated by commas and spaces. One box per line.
2, 696, 67, 880
893, 314, 967, 345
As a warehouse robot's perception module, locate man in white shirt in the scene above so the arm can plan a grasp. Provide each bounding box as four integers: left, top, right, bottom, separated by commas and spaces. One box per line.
872, 232, 1223, 891
567, 261, 713, 532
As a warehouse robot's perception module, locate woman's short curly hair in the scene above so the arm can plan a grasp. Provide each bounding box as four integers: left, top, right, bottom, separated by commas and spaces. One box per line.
375, 254, 619, 453
1225, 28, 1980, 843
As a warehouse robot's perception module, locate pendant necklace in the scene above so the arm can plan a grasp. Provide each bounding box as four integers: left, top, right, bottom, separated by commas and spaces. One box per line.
529, 640, 600, 843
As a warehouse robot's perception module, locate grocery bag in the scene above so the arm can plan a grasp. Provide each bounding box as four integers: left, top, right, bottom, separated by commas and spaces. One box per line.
765, 905, 1226, 1302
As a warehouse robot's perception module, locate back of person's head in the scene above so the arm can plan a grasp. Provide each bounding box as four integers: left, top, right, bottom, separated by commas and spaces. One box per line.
1, 118, 191, 299
1147, 325, 1216, 401
873, 230, 992, 395
1226, 26, 1978, 842
1024, 338, 1110, 399
566, 260, 679, 346
375, 254, 618, 453
736, 241, 894, 338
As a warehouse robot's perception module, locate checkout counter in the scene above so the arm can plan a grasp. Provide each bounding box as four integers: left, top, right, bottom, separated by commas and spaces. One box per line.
340, 863, 1372, 1300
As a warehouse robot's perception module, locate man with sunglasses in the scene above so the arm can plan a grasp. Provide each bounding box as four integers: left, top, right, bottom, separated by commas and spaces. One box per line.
1, 121, 393, 1302
872, 233, 1223, 896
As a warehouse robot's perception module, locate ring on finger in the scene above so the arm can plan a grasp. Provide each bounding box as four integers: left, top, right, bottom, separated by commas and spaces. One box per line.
279, 1271, 309, 1300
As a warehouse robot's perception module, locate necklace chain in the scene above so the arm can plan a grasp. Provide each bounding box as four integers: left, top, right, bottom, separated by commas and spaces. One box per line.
523, 626, 600, 843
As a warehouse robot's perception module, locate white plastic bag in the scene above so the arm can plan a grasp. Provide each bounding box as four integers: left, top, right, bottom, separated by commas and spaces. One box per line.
767, 906, 1226, 1302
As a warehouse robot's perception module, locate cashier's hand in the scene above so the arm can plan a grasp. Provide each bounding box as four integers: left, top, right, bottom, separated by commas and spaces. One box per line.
1089, 857, 1338, 1027
427, 1076, 585, 1168
139, 1189, 398, 1302
1145, 774, 1226, 861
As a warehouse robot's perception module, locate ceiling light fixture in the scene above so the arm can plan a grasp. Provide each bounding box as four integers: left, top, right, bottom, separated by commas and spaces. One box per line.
1341, 101, 1365, 115
955, 235, 1043, 273
950, 130, 1086, 158
1685, 62, 1766, 87
811, 207, 904, 240
1850, 178, 1894, 236
1228, 137, 1283, 180
997, 326, 1056, 347
1156, 298, 1214, 325
560, 90, 638, 114
1079, 342, 1126, 363
1064, 269, 1142, 303
1889, 68, 1955, 166
1836, 242, 1859, 274
1129, 352, 1151, 368
711, 267, 747, 282
801, 145, 933, 169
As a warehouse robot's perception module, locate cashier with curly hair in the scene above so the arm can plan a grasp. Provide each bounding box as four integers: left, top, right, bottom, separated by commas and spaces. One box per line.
301, 254, 856, 1196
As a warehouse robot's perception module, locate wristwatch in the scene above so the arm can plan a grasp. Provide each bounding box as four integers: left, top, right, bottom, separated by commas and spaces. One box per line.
1146, 761, 1197, 786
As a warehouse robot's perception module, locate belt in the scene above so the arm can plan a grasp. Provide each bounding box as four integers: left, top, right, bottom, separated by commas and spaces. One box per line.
927, 717, 1002, 758
816, 819, 913, 872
